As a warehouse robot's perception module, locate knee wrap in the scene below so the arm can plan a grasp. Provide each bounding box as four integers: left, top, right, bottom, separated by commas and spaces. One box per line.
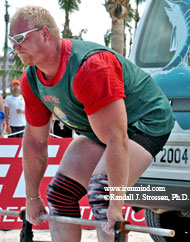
46, 172, 87, 218
88, 174, 109, 220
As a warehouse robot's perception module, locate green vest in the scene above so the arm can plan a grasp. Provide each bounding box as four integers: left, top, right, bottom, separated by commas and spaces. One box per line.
26, 40, 174, 143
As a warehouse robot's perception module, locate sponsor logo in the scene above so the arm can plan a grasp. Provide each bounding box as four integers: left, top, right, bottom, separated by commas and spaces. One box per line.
43, 95, 60, 104
53, 107, 77, 129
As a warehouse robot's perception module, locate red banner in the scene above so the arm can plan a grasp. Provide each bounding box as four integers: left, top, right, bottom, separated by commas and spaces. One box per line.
0, 138, 145, 229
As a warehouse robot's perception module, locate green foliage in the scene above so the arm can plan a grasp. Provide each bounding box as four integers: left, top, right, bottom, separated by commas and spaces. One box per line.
72, 29, 88, 40
104, 29, 112, 47
58, 0, 81, 13
0, 48, 25, 81
135, 0, 146, 4
58, 0, 82, 38
9, 49, 25, 79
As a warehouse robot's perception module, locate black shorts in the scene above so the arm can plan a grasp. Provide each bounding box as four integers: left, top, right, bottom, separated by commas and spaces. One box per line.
128, 130, 170, 158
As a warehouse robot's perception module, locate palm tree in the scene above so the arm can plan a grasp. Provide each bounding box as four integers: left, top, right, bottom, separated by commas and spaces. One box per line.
124, 8, 134, 57
57, 0, 81, 38
2, 0, 9, 97
1, 1, 25, 97
9, 50, 25, 78
0, 50, 24, 86
105, 0, 132, 55
134, 0, 146, 31
72, 29, 87, 40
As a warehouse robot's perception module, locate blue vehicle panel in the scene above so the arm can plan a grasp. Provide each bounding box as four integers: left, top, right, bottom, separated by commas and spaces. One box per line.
130, 0, 190, 130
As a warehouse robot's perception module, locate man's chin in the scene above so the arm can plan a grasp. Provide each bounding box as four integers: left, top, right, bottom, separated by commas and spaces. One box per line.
18, 55, 33, 66
20, 58, 33, 66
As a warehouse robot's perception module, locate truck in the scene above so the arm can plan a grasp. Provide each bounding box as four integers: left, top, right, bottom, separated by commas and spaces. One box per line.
126, 0, 190, 241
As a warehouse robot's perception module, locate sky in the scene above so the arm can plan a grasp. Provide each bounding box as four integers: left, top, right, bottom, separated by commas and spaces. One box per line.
0, 0, 146, 56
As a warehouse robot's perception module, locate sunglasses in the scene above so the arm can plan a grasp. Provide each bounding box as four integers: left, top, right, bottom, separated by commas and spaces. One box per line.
8, 26, 43, 45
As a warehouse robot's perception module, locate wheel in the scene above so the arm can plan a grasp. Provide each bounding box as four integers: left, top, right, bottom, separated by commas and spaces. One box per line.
144, 209, 190, 242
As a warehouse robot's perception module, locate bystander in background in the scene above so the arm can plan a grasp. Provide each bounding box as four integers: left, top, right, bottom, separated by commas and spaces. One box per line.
0, 110, 6, 138
0, 93, 4, 111
0, 93, 6, 137
4, 80, 26, 137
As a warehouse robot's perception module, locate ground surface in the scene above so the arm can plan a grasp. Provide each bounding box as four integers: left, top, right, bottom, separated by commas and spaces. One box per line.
0, 229, 153, 241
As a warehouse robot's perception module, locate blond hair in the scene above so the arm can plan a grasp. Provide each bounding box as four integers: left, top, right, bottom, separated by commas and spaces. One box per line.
11, 5, 60, 38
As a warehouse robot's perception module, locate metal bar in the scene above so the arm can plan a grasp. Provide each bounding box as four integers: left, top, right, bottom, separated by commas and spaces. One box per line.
0, 209, 175, 237
0, 209, 20, 217
7, 130, 24, 137
39, 214, 175, 237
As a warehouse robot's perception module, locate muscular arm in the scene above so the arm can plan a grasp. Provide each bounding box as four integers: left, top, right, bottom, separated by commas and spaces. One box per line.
23, 121, 51, 198
23, 121, 51, 225
88, 98, 129, 224
4, 106, 11, 134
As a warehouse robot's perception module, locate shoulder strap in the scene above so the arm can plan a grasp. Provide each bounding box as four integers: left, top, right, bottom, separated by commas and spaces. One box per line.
80, 49, 106, 66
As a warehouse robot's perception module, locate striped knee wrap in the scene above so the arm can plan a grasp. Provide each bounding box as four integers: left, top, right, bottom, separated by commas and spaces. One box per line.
46, 172, 87, 218
88, 174, 109, 220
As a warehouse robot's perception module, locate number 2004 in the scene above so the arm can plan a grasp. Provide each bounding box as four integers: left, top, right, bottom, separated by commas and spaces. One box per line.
154, 148, 188, 164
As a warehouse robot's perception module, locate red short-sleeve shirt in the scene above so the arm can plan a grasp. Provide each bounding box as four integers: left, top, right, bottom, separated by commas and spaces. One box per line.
21, 39, 125, 126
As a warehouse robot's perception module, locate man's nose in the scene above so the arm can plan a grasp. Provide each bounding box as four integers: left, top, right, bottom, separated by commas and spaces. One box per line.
12, 41, 21, 50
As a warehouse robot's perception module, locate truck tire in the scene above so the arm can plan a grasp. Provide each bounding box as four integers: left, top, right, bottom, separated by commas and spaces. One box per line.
145, 209, 190, 242
144, 209, 190, 242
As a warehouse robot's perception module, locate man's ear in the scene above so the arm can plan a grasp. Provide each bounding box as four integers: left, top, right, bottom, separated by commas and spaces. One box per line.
42, 26, 50, 41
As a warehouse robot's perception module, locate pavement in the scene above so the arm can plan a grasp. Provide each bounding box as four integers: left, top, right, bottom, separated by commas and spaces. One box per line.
0, 229, 153, 241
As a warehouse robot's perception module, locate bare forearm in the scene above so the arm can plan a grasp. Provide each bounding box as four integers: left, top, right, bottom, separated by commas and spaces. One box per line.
5, 119, 11, 134
22, 123, 50, 198
106, 139, 129, 207
23, 143, 48, 198
23, 139, 48, 197
1, 122, 6, 136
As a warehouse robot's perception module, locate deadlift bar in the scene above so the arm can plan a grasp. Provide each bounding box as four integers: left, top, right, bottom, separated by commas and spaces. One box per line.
0, 209, 175, 242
